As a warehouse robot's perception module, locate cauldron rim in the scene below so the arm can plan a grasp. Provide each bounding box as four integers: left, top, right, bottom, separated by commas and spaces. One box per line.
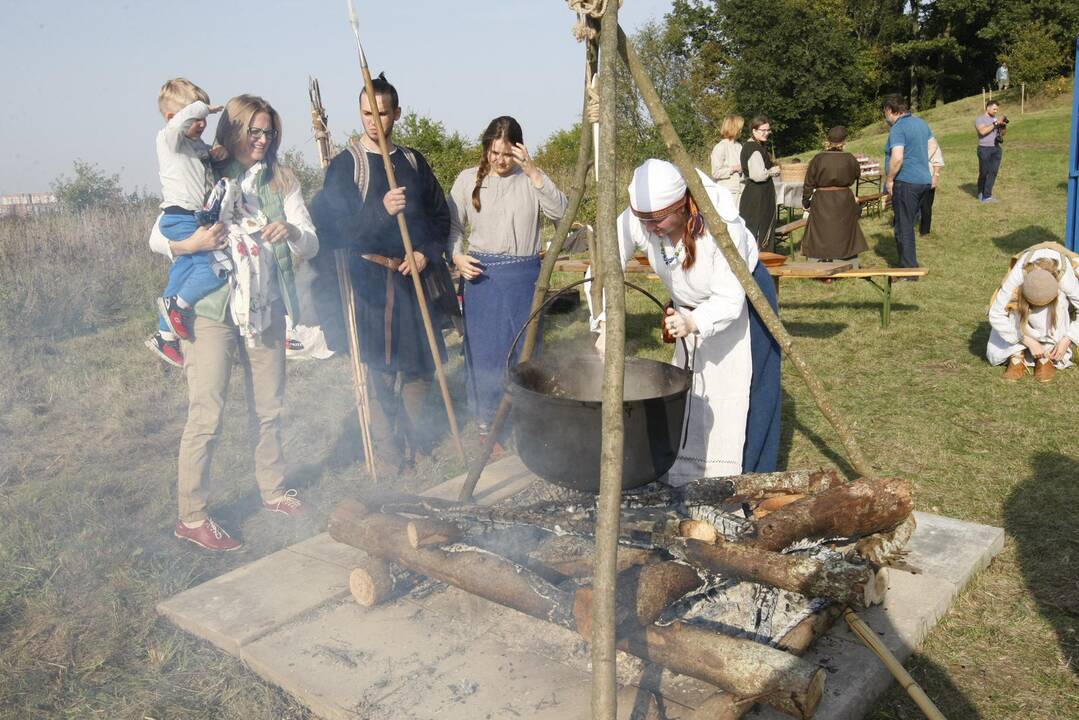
506, 354, 692, 407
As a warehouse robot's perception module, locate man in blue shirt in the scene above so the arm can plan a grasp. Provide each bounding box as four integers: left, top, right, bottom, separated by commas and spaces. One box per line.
883, 94, 939, 269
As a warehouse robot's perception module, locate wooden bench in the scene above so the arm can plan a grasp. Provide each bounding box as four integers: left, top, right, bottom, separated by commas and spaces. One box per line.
774, 266, 928, 328
772, 193, 890, 255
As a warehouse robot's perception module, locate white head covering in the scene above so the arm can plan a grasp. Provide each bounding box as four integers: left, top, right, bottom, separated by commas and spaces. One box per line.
628, 159, 687, 215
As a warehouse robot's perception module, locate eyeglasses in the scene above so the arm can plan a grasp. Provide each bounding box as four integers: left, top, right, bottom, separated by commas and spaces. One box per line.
756, 127, 772, 133
247, 127, 278, 141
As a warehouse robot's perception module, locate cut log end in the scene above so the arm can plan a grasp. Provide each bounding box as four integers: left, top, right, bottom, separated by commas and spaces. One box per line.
679, 518, 719, 544
349, 559, 396, 607
862, 566, 889, 608
406, 518, 463, 549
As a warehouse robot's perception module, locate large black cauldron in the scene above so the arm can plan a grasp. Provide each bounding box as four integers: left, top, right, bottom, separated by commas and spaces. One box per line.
508, 353, 690, 492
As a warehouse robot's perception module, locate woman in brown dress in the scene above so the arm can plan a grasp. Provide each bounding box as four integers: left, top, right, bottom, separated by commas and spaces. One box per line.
801, 126, 867, 265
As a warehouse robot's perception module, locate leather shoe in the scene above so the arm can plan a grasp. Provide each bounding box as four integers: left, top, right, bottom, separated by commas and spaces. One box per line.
1002, 355, 1026, 382
1034, 359, 1056, 383
174, 517, 242, 551
263, 489, 311, 517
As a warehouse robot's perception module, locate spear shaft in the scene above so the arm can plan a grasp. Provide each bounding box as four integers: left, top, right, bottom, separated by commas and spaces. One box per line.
345, 0, 465, 463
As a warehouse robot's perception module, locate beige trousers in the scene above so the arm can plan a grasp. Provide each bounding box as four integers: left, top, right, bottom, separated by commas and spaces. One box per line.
177, 309, 286, 523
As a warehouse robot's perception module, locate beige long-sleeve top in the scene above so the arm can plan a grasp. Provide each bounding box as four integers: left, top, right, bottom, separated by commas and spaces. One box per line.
448, 166, 568, 257
709, 139, 743, 194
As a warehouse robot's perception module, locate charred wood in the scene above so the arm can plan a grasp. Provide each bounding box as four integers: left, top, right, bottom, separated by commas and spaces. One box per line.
656, 537, 887, 610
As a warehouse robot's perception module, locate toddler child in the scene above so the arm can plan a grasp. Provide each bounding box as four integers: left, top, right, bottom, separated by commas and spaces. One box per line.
987, 243, 1079, 383
145, 78, 235, 367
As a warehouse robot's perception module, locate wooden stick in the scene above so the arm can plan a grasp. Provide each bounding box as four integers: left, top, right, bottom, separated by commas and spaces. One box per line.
616, 25, 874, 478
457, 34, 599, 502
346, 2, 465, 463
843, 608, 948, 720
748, 477, 914, 552
593, 8, 627, 719
309, 76, 378, 479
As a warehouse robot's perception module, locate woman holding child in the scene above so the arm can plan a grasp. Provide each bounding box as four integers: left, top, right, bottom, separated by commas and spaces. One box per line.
151, 94, 318, 551
447, 116, 568, 438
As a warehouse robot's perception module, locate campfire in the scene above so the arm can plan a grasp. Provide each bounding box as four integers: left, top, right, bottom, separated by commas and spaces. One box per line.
328, 469, 915, 719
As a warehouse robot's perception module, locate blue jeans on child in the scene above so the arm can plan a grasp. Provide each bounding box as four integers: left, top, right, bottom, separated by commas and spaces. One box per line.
158, 212, 227, 333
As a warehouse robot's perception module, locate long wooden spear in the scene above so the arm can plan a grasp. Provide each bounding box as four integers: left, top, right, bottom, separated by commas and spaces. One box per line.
309, 77, 378, 481
345, 0, 465, 463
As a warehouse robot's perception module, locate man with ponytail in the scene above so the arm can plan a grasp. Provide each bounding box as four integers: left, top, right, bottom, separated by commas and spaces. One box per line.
588, 159, 782, 485
312, 73, 451, 469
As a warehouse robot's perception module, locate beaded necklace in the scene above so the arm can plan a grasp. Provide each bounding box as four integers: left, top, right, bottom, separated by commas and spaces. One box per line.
659, 238, 686, 268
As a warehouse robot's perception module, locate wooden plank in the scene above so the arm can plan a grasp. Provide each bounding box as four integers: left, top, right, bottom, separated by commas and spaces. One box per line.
768, 261, 853, 278
831, 268, 929, 279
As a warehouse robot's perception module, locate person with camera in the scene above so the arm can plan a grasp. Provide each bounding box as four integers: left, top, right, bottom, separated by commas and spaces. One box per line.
976, 100, 1007, 203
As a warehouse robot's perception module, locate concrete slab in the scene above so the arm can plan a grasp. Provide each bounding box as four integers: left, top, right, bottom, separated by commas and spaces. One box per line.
156, 548, 352, 655
158, 455, 1005, 720
423, 452, 535, 504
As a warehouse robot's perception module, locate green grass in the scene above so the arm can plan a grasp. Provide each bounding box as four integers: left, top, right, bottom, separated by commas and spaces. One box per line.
1, 86, 1077, 718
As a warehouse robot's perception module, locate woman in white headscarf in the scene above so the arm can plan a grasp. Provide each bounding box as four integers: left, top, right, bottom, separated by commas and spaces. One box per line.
590, 159, 781, 486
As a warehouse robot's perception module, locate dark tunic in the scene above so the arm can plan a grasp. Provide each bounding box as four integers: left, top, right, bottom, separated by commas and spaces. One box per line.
739, 141, 777, 251
311, 145, 450, 376
800, 150, 867, 260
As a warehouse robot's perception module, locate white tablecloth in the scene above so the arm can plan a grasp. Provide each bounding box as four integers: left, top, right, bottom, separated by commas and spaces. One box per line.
773, 179, 804, 210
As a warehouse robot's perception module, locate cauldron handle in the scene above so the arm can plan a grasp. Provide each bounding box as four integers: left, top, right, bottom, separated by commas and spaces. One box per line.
506, 278, 690, 370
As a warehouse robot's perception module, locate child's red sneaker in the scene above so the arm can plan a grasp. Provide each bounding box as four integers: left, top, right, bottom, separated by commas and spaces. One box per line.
158, 296, 194, 340
145, 332, 184, 368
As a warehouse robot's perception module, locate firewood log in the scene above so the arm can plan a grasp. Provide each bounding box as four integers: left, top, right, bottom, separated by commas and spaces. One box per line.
527, 535, 660, 578
658, 537, 887, 610
572, 562, 703, 635
855, 513, 917, 567
747, 477, 913, 552
406, 518, 463, 549
348, 558, 397, 607
682, 468, 844, 505
754, 493, 805, 517
329, 499, 576, 629
679, 518, 719, 543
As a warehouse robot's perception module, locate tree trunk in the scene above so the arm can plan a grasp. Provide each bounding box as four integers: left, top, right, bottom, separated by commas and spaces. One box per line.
748, 477, 914, 552
659, 537, 888, 610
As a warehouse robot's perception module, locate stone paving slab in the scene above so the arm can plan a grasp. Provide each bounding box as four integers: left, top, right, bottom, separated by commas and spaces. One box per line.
158, 463, 1005, 720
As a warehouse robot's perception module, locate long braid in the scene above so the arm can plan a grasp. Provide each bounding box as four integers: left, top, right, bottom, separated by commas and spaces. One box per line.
472, 155, 490, 212
471, 115, 524, 213
681, 194, 704, 270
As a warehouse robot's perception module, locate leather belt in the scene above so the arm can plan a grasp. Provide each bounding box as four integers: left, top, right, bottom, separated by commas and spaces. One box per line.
815, 186, 850, 192
354, 252, 405, 365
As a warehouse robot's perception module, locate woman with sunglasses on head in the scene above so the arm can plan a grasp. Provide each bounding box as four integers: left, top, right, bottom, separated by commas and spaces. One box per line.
447, 116, 568, 441
590, 159, 781, 486
739, 115, 782, 251
149, 94, 318, 551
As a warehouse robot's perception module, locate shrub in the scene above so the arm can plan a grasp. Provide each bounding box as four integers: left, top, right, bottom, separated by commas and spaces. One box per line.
51, 160, 130, 213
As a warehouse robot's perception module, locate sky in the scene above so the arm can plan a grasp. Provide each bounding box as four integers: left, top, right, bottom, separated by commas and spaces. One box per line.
1, 0, 674, 196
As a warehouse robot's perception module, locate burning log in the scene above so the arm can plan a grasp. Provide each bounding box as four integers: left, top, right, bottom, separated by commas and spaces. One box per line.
329, 499, 576, 629
572, 562, 703, 633
569, 612, 825, 719
348, 558, 397, 607
406, 518, 463, 549
657, 537, 888, 610
528, 535, 660, 578
755, 493, 806, 517
747, 477, 914, 552
855, 513, 917, 567
680, 468, 844, 506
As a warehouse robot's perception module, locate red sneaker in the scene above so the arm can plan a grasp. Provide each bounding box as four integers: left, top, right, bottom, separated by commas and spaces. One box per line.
174, 517, 242, 551
158, 296, 194, 340
263, 489, 311, 517
145, 332, 184, 368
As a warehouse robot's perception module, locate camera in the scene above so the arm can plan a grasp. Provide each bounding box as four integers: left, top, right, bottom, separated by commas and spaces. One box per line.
995, 116, 1009, 145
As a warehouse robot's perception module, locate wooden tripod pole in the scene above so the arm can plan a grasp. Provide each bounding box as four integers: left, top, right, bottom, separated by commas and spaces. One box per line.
843, 609, 948, 720
456, 31, 599, 502
310, 77, 378, 480
346, 1, 465, 463
615, 26, 874, 478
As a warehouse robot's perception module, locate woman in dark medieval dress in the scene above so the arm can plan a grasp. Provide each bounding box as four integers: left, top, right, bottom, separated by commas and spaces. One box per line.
738, 116, 781, 251
801, 126, 867, 265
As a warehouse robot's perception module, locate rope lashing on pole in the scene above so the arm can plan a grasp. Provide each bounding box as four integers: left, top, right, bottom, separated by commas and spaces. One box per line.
567, 0, 622, 42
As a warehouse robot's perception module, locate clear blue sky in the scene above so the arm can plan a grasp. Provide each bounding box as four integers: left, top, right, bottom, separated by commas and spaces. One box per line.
1, 0, 673, 195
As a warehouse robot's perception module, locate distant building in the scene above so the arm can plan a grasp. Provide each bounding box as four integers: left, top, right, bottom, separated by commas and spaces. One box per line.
0, 192, 58, 218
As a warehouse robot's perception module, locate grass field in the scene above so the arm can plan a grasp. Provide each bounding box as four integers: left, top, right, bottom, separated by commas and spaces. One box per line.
1, 87, 1077, 719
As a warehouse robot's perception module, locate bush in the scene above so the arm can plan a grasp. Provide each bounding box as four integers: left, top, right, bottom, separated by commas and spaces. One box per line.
1002, 22, 1068, 86
51, 160, 130, 213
